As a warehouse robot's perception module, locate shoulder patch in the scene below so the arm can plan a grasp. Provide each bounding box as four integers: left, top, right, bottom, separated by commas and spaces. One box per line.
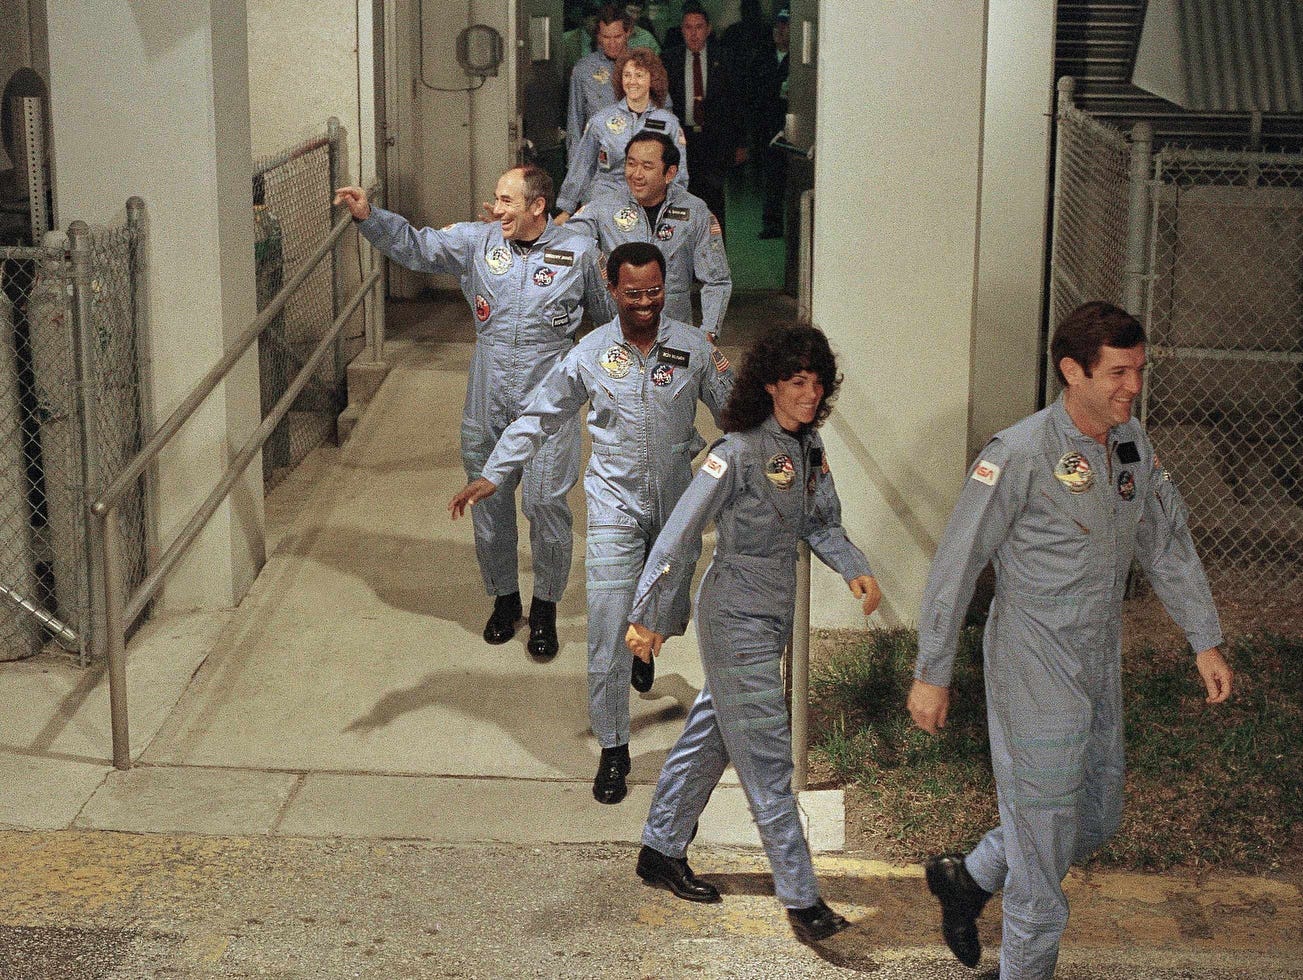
971, 459, 1001, 486
702, 452, 728, 479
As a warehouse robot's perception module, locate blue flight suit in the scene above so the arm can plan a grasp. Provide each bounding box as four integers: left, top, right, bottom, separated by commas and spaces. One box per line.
557, 100, 690, 216
358, 207, 612, 602
566, 184, 731, 336
913, 397, 1223, 980
566, 43, 666, 159
481, 316, 733, 748
631, 418, 874, 908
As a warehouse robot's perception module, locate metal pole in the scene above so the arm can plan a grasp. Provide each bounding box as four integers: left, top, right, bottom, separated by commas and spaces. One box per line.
125, 197, 160, 575
101, 505, 131, 769
1045, 76, 1075, 404
798, 190, 814, 323
327, 117, 345, 386
1124, 121, 1153, 318
68, 220, 105, 666
371, 184, 386, 362
791, 541, 812, 791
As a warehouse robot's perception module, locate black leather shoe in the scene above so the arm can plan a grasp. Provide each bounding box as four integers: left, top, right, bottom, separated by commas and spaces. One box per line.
630, 653, 655, 692
593, 743, 630, 804
925, 853, 992, 968
636, 845, 721, 903
483, 592, 522, 645
787, 898, 850, 943
527, 597, 559, 659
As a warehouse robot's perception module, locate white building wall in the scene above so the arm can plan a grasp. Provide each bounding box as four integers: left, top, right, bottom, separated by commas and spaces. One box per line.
969, 0, 1056, 456
809, 1, 987, 629
45, 0, 265, 610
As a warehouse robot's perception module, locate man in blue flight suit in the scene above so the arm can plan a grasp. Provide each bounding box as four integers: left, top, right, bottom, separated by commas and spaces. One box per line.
334, 170, 611, 659
566, 4, 662, 162
448, 241, 733, 805
907, 301, 1234, 979
565, 132, 731, 338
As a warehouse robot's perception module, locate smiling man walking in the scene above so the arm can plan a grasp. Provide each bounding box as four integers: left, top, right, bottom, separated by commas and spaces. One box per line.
907, 301, 1233, 979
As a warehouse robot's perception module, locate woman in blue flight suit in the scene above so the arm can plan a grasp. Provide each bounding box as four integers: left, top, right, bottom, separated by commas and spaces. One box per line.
625, 325, 882, 943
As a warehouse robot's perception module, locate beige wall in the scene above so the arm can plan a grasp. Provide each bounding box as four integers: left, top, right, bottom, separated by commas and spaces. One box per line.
969, 0, 1056, 455
45, 0, 264, 610
809, 1, 987, 629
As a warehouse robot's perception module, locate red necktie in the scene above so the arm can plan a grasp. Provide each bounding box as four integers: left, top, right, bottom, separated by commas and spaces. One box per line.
692, 51, 704, 125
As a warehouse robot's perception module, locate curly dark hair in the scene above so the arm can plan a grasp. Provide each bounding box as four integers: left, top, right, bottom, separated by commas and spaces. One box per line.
720, 325, 841, 433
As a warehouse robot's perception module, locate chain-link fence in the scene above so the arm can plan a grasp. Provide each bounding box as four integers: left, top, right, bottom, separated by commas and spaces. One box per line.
0, 214, 149, 663
1049, 100, 1131, 329
253, 119, 361, 491
1050, 84, 1303, 591
1143, 149, 1303, 588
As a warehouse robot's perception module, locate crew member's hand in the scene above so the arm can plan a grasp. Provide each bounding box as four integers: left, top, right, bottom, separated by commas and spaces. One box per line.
1195, 647, 1233, 704
849, 575, 881, 616
907, 678, 950, 735
480, 201, 496, 223
333, 186, 371, 221
625, 623, 664, 663
553, 211, 571, 225
448, 478, 498, 519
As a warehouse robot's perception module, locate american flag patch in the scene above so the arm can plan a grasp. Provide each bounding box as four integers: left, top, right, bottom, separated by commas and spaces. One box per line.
709, 215, 722, 236
712, 347, 729, 372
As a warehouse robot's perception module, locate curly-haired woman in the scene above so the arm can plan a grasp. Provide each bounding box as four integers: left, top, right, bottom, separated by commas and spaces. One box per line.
555, 48, 689, 220
625, 324, 881, 943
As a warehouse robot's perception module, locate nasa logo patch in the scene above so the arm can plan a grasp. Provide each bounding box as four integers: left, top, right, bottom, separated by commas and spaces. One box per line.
651, 363, 674, 387
533, 267, 555, 287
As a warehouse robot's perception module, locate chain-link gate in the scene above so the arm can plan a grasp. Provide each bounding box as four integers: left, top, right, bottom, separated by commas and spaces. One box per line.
0, 209, 150, 664
1142, 150, 1303, 588
1050, 81, 1303, 591
253, 119, 360, 491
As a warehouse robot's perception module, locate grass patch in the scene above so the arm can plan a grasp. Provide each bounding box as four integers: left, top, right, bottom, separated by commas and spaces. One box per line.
810, 627, 1303, 874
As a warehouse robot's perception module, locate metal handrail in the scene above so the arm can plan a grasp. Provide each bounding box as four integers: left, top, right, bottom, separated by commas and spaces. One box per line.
91, 187, 385, 769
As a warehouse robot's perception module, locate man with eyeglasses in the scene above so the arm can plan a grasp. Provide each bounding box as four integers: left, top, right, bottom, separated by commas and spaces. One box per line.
450, 242, 733, 806
564, 131, 731, 339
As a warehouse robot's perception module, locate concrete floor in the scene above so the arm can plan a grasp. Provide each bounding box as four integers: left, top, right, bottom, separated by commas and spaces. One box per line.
1, 293, 1300, 978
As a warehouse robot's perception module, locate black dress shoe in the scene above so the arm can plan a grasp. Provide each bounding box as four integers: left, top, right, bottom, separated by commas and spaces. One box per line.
635, 845, 721, 903
527, 597, 559, 659
787, 898, 850, 943
630, 653, 655, 692
593, 743, 630, 804
483, 592, 522, 645
925, 853, 992, 968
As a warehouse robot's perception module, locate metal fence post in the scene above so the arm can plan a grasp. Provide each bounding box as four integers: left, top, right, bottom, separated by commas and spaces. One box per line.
369, 184, 386, 363
1124, 122, 1153, 318
125, 196, 159, 575
100, 504, 131, 769
791, 541, 812, 792
327, 116, 345, 385
68, 221, 105, 665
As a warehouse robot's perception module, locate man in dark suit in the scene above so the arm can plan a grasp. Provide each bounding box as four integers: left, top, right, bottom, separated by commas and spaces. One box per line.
662, 4, 747, 239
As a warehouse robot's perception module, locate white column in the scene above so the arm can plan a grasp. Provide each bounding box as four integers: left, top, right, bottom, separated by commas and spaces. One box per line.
810, 0, 987, 627
46, 0, 265, 610
969, 0, 1057, 456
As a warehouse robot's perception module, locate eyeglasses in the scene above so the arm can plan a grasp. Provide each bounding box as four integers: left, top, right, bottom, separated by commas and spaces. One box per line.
619, 285, 664, 300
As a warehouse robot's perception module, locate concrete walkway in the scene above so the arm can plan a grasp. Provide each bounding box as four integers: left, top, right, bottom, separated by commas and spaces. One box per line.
2, 296, 1300, 977
0, 293, 840, 850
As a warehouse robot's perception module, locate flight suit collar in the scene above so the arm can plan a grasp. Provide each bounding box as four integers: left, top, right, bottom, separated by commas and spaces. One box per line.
1050, 393, 1124, 450
761, 414, 806, 444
